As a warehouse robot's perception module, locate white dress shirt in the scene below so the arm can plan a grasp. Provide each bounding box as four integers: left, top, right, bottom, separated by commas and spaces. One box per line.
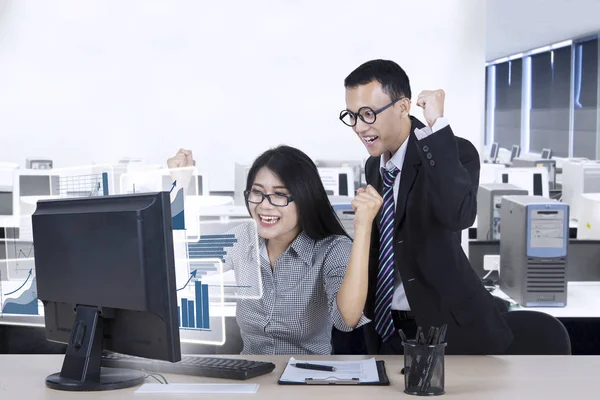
379, 117, 449, 311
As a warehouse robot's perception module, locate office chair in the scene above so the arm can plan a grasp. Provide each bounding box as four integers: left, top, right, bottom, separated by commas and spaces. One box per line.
0, 325, 67, 354
502, 310, 571, 355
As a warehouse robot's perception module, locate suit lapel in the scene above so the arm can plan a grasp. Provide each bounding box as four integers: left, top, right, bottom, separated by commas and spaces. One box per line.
394, 118, 424, 230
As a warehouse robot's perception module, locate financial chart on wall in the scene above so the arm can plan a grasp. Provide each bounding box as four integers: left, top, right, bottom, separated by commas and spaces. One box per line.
1, 164, 264, 350
0, 165, 117, 326
173, 219, 262, 345
121, 167, 263, 345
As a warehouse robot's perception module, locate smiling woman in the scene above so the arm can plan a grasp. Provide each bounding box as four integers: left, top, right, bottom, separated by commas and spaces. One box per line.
167, 146, 384, 355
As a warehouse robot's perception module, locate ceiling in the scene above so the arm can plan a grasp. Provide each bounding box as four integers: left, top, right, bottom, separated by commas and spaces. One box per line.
486, 0, 600, 61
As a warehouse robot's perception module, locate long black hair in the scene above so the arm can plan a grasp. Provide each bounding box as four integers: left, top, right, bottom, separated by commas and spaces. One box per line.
245, 145, 349, 241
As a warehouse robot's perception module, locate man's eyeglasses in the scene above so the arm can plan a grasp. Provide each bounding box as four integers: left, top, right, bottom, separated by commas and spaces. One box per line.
244, 190, 294, 207
339, 97, 406, 127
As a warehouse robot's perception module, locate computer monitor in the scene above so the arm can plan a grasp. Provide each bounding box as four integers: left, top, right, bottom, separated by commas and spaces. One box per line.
561, 160, 600, 221
316, 167, 356, 196
0, 167, 20, 227
31, 192, 181, 391
489, 142, 499, 163
19, 174, 60, 196
541, 148, 552, 159
494, 167, 550, 198
577, 193, 600, 239
234, 163, 251, 205
314, 159, 363, 192
510, 145, 521, 162
0, 191, 12, 215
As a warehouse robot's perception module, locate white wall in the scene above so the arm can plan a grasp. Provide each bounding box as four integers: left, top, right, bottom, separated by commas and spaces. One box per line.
486, 0, 600, 61
0, 0, 486, 192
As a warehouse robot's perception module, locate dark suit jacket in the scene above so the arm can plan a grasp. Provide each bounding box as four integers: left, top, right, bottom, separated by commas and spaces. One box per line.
363, 116, 513, 355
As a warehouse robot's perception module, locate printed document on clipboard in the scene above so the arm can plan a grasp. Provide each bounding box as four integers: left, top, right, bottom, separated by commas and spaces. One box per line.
278, 357, 388, 385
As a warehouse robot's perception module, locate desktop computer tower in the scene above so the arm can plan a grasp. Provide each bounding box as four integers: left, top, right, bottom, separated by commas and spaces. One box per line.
499, 196, 569, 307
477, 183, 528, 240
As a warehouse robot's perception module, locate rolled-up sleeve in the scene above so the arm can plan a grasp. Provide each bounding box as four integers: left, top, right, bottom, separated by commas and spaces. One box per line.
323, 237, 371, 332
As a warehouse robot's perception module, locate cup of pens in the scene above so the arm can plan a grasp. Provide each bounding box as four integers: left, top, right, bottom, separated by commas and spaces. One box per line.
400, 325, 447, 396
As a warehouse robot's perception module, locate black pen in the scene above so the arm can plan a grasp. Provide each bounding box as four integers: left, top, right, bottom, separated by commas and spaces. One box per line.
292, 363, 337, 372
425, 327, 435, 344
438, 324, 448, 344
431, 327, 440, 345
415, 326, 422, 343
398, 329, 408, 343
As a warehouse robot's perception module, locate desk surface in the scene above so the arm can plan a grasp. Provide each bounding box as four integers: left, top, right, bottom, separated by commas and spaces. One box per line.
493, 281, 600, 318
0, 354, 598, 399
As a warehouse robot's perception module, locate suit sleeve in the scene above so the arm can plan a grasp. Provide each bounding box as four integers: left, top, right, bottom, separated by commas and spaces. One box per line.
364, 157, 381, 320
414, 125, 480, 231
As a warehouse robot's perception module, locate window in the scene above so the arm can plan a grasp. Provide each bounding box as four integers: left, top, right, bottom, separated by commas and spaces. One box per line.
493, 60, 522, 150
484, 66, 489, 146
573, 37, 599, 159
529, 46, 571, 156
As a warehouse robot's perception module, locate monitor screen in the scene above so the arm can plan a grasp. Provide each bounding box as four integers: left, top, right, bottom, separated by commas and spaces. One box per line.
490, 143, 499, 161
19, 175, 59, 196
0, 192, 12, 215
510, 145, 520, 161
541, 149, 552, 159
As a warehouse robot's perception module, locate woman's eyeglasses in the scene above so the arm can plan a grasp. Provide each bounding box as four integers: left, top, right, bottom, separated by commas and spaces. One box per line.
244, 190, 294, 207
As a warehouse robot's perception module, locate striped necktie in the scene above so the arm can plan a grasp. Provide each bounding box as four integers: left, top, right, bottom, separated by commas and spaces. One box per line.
374, 167, 400, 342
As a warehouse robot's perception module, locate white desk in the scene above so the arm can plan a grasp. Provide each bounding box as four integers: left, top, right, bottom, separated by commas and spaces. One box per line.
471, 215, 579, 230
0, 354, 598, 399
493, 281, 600, 318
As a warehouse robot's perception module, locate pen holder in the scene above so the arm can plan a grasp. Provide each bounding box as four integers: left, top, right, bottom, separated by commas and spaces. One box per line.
402, 341, 446, 396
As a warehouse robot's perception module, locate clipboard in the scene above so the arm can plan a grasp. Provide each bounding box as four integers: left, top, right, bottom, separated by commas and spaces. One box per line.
278, 360, 390, 386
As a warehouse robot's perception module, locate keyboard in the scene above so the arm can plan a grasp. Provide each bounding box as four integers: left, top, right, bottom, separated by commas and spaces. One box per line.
101, 351, 276, 380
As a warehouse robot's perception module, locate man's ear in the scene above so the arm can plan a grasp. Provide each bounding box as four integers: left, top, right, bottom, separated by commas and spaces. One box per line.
400, 97, 411, 117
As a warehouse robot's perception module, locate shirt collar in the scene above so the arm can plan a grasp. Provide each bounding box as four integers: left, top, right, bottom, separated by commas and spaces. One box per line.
379, 135, 409, 175
257, 231, 315, 266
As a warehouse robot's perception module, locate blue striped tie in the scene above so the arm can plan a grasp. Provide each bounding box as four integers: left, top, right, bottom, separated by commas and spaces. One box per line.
375, 167, 400, 342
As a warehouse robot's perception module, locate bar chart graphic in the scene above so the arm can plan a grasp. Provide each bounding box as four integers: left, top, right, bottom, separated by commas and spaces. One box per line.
183, 220, 262, 300
187, 234, 237, 277
178, 280, 210, 330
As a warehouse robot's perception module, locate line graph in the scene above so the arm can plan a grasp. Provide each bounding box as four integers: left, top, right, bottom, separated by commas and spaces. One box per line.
2, 239, 35, 280
4, 269, 32, 296
16, 248, 33, 259
1, 276, 39, 316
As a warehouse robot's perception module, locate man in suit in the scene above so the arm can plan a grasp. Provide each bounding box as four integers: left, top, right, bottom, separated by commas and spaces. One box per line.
340, 59, 513, 355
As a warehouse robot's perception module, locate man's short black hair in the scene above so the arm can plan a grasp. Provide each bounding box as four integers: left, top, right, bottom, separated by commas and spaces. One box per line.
344, 59, 411, 100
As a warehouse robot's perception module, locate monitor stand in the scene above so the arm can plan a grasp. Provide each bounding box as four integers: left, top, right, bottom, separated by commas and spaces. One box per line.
45, 305, 145, 391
